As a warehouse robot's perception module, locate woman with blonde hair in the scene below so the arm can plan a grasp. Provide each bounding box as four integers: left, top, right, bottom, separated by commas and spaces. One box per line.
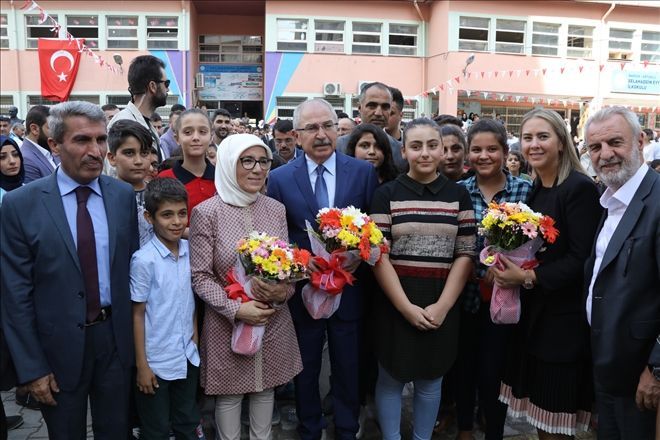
491, 109, 602, 438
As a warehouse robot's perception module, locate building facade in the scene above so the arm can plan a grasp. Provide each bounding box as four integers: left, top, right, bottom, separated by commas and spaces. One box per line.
1, 0, 658, 133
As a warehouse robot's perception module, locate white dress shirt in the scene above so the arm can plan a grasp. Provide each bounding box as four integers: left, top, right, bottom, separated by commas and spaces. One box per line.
587, 164, 649, 324
305, 151, 337, 208
25, 137, 56, 168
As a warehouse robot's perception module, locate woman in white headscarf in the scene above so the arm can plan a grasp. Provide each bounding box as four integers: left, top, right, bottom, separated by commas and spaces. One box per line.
189, 134, 302, 440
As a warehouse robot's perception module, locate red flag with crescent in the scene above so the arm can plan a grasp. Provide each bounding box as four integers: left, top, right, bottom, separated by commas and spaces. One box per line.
38, 38, 83, 102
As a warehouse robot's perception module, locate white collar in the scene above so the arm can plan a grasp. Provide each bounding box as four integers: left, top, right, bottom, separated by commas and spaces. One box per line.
305, 151, 336, 177
25, 137, 52, 159
600, 163, 649, 209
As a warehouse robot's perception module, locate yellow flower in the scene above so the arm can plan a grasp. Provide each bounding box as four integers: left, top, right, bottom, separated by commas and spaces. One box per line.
337, 229, 360, 247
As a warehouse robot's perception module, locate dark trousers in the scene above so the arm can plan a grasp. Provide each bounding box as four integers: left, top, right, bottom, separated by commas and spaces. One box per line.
293, 311, 360, 440
595, 390, 655, 440
135, 362, 200, 440
451, 304, 511, 439
41, 319, 130, 440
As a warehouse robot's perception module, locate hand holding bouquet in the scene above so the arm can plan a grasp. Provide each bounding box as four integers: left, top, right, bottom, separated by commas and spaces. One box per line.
303, 207, 389, 319
479, 202, 558, 324
226, 232, 311, 355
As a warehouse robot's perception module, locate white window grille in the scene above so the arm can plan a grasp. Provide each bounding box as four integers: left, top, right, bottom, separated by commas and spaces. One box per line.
531, 22, 560, 56
277, 19, 308, 51
352, 22, 381, 54
458, 16, 489, 52
495, 19, 525, 54
389, 23, 417, 56
147, 16, 178, 49
107, 16, 139, 49
314, 20, 344, 53
66, 15, 98, 50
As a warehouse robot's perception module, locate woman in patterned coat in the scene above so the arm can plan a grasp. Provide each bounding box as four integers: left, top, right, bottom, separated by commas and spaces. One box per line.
190, 134, 302, 440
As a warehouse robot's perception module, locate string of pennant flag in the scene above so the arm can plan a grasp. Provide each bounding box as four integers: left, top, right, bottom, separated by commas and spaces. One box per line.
17, 0, 121, 74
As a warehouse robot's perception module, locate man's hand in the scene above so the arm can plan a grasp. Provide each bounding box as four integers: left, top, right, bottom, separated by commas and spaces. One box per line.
635, 367, 660, 411
250, 277, 288, 303
235, 301, 276, 326
28, 373, 59, 406
137, 365, 159, 395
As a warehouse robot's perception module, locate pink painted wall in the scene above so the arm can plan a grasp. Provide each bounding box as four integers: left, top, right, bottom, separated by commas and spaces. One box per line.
266, 1, 422, 21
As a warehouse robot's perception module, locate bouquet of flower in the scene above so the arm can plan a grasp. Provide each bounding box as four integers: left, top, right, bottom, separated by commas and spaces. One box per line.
303, 207, 389, 319
479, 201, 558, 324
225, 232, 311, 355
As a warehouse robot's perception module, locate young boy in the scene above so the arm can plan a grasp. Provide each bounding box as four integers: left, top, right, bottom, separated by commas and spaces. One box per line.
107, 120, 154, 247
130, 178, 200, 439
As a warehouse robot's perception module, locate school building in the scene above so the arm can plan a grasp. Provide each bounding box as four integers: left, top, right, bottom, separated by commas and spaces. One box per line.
1, 0, 658, 134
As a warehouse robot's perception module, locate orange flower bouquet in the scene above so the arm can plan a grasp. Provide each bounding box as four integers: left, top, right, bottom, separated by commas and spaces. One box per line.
478, 202, 559, 324
225, 232, 311, 355
303, 207, 388, 319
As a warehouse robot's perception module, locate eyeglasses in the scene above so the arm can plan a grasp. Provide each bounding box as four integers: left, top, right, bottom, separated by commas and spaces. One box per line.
153, 79, 171, 88
239, 157, 273, 170
274, 138, 296, 145
296, 121, 338, 135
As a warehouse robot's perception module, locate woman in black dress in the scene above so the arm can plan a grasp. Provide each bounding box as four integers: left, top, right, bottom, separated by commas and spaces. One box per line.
491, 109, 602, 438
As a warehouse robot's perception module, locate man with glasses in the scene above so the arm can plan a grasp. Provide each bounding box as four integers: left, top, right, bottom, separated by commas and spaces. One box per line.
106, 55, 169, 172
272, 119, 301, 164
267, 98, 378, 440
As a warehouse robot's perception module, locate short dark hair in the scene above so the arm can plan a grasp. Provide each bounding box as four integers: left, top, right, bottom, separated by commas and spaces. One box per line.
359, 82, 392, 103
440, 124, 467, 152
650, 159, 660, 170
0, 116, 9, 123
170, 104, 186, 113
144, 177, 188, 216
212, 108, 231, 121
108, 119, 154, 155
403, 117, 441, 139
127, 55, 166, 96
345, 124, 398, 183
643, 128, 654, 139
25, 105, 50, 131
467, 118, 508, 153
388, 87, 404, 111
169, 109, 183, 119
101, 104, 119, 112
434, 114, 464, 128
337, 111, 350, 119
150, 112, 162, 122
273, 119, 293, 134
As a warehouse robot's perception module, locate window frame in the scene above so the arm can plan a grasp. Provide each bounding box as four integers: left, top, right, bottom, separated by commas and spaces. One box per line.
0, 14, 9, 49
146, 16, 179, 50
25, 14, 59, 49
494, 18, 526, 54
531, 21, 560, 57
351, 21, 383, 55
65, 15, 99, 50
198, 35, 263, 64
276, 18, 309, 52
106, 15, 139, 50
314, 19, 345, 54
388, 23, 418, 56
608, 27, 635, 61
566, 24, 595, 59
641, 30, 660, 64
458, 16, 490, 52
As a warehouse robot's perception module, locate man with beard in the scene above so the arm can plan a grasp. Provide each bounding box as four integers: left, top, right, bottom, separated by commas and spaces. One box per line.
211, 108, 232, 147
21, 105, 57, 183
272, 119, 301, 164
336, 82, 406, 172
385, 86, 403, 142
1, 101, 139, 439
107, 55, 168, 164
0, 116, 10, 136
585, 106, 660, 439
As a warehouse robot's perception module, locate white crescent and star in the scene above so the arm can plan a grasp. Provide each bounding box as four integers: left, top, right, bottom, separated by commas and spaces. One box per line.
50, 50, 75, 82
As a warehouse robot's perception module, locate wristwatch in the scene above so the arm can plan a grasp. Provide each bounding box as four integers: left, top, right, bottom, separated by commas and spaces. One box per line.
522, 270, 535, 290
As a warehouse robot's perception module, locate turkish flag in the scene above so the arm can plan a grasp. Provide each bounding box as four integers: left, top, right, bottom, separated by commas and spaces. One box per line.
38, 38, 83, 102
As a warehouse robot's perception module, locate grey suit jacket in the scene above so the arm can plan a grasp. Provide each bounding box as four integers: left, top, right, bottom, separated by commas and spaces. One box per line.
0, 172, 139, 390
20, 139, 56, 184
585, 168, 660, 396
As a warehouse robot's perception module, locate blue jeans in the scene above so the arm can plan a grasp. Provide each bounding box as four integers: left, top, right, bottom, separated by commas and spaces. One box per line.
375, 363, 443, 440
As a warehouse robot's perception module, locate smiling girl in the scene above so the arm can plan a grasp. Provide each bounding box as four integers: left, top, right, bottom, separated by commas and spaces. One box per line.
370, 118, 476, 440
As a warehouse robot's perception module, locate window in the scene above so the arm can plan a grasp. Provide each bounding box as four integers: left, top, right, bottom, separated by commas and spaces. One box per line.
609, 28, 634, 60
154, 95, 182, 120
314, 20, 344, 53
352, 22, 381, 54
198, 35, 262, 64
27, 95, 60, 107
66, 15, 98, 49
107, 16, 138, 49
495, 19, 525, 54
641, 30, 660, 63
532, 22, 560, 56
26, 14, 58, 49
147, 16, 178, 49
1, 14, 8, 49
68, 95, 100, 105
0, 95, 14, 115
458, 16, 489, 52
324, 96, 345, 114
106, 95, 131, 109
389, 23, 417, 56
277, 19, 308, 51
567, 25, 594, 58
276, 96, 306, 118
402, 99, 417, 121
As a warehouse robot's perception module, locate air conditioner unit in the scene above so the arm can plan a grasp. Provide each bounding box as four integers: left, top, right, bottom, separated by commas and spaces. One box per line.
324, 82, 341, 96
358, 80, 376, 94
195, 73, 205, 89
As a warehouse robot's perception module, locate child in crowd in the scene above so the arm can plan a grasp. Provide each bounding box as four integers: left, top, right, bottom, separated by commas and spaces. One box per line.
130, 178, 200, 439
107, 120, 154, 247
370, 118, 476, 440
206, 145, 217, 166
158, 108, 216, 221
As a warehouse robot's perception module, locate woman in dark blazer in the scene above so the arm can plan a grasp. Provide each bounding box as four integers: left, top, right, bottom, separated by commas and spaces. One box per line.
491, 109, 602, 438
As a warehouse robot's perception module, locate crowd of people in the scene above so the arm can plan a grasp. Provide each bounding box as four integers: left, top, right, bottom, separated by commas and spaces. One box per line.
0, 54, 659, 440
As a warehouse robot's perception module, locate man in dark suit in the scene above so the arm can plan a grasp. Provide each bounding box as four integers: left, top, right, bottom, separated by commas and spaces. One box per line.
585, 106, 660, 439
267, 98, 378, 440
20, 105, 57, 184
1, 101, 139, 439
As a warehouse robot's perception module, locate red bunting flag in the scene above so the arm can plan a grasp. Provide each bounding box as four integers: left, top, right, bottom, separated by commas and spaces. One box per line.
620, 63, 625, 71
560, 67, 565, 74
579, 66, 584, 73
526, 69, 530, 76
454, 76, 460, 84
494, 71, 499, 77
599, 64, 605, 72
38, 38, 83, 102
481, 71, 485, 78
542, 68, 547, 75
643, 60, 649, 68
509, 70, 514, 77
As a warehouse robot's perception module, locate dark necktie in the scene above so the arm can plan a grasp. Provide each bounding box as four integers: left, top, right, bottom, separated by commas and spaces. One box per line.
315, 165, 329, 208
75, 186, 101, 322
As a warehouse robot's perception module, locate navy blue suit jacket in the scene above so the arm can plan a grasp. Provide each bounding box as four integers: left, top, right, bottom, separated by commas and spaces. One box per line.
0, 172, 139, 390
267, 152, 378, 321
21, 139, 56, 184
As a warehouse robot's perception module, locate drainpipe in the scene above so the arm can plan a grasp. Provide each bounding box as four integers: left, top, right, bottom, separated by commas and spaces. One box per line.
10, 1, 23, 113
181, 0, 188, 106
593, 2, 616, 115
413, 0, 426, 116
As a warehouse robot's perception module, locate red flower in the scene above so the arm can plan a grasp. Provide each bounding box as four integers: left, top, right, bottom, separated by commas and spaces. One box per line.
358, 235, 371, 261
319, 209, 341, 230
293, 248, 311, 267
539, 216, 559, 244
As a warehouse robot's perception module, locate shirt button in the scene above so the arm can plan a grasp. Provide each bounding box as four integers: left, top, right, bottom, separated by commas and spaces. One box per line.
78, 291, 84, 298
77, 323, 84, 330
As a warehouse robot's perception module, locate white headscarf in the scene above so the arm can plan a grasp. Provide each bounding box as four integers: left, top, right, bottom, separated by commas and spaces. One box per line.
215, 133, 273, 207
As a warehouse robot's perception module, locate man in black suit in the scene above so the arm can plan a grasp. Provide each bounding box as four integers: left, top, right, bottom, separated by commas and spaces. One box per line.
1, 101, 139, 439
585, 106, 660, 439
